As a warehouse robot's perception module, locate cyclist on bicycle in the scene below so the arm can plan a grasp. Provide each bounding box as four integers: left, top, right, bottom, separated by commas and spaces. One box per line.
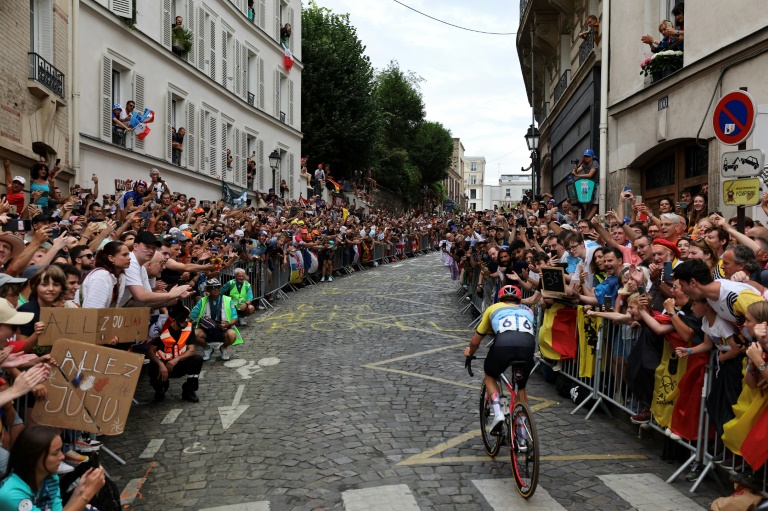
464, 285, 536, 433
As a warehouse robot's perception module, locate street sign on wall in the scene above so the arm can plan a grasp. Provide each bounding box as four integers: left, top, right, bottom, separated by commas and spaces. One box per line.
713, 90, 757, 145
722, 178, 761, 206
720, 149, 765, 178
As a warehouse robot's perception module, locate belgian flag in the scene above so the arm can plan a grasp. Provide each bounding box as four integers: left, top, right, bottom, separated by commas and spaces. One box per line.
722, 382, 768, 457
538, 303, 578, 360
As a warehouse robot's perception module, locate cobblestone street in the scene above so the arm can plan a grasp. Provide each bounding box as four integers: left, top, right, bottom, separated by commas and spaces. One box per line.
107, 253, 721, 510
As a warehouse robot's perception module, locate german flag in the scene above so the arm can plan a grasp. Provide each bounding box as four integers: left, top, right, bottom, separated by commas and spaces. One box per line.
327, 177, 341, 193
538, 303, 578, 360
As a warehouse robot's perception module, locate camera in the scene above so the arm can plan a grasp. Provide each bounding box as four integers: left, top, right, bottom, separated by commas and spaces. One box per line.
571, 159, 580, 165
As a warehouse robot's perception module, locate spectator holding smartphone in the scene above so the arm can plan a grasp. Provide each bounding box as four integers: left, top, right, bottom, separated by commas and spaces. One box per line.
29, 163, 52, 212
3, 161, 25, 214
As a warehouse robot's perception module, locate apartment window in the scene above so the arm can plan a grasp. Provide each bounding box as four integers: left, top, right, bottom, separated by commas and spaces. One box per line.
471, 162, 477, 172
505, 189, 511, 198
166, 93, 187, 166
222, 120, 234, 183
469, 189, 477, 200
469, 175, 477, 185
30, 0, 53, 62
100, 55, 133, 148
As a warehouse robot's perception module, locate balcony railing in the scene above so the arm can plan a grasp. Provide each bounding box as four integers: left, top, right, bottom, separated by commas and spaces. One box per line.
248, 92, 255, 106
553, 70, 569, 105
280, 111, 286, 123
28, 53, 64, 98
578, 33, 595, 66
520, 0, 529, 20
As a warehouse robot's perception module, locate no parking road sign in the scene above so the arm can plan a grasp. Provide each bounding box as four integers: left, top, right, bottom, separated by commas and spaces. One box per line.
713, 90, 756, 145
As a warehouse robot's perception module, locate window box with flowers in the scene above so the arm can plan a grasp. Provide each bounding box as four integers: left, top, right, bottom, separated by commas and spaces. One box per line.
640, 50, 684, 83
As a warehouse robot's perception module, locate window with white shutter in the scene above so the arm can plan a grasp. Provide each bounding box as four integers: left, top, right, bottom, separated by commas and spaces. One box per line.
288, 153, 294, 200
234, 128, 242, 187
274, 0, 280, 41
186, 0, 196, 65
162, 0, 172, 49
240, 45, 248, 101
133, 73, 145, 151
110, 0, 133, 17
35, 0, 54, 63
239, 130, 247, 188
258, 57, 265, 109
165, 91, 173, 161
209, 17, 216, 81
259, 0, 266, 29
288, 79, 294, 126
221, 121, 230, 183
209, 112, 218, 179
197, 7, 206, 71
221, 30, 229, 88
187, 102, 196, 169
274, 70, 280, 119
100, 56, 112, 141
258, 139, 265, 190
234, 41, 242, 96
199, 111, 208, 175
289, 6, 295, 53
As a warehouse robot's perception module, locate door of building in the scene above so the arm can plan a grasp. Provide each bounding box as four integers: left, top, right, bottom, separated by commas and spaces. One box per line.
641, 143, 708, 213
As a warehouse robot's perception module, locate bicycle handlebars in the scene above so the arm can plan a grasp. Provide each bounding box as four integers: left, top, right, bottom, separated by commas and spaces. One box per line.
465, 356, 476, 377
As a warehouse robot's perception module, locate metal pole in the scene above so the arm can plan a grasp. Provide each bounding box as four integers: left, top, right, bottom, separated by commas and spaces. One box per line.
530, 27, 537, 198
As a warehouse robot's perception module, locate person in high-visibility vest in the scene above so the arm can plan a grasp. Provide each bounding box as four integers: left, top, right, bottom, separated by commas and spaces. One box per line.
220, 268, 255, 325
147, 304, 203, 403
191, 278, 242, 361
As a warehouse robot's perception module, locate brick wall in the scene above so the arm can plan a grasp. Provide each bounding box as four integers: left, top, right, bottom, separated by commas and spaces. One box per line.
0, 0, 69, 185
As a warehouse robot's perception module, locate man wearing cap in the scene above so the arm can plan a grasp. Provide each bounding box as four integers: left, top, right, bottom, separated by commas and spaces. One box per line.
147, 305, 203, 403
647, 238, 681, 309
220, 268, 255, 324
190, 279, 242, 361
120, 231, 191, 307
3, 160, 25, 213
571, 149, 599, 220
111, 104, 132, 145
119, 180, 147, 214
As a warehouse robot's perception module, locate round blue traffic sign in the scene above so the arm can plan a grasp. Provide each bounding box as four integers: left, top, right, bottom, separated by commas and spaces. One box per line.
713, 90, 756, 146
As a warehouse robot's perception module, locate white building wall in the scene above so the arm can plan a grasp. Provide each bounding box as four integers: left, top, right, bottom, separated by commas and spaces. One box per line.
465, 156, 486, 211
78, 0, 302, 202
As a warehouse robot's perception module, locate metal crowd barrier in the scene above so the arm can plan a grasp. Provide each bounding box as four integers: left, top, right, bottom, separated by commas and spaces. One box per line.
539, 313, 768, 496
447, 252, 767, 497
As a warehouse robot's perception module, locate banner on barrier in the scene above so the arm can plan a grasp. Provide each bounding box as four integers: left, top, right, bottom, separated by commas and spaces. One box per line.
38, 308, 150, 346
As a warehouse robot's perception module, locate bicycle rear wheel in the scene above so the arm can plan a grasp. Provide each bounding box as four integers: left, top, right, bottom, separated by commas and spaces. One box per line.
510, 401, 539, 499
479, 381, 502, 457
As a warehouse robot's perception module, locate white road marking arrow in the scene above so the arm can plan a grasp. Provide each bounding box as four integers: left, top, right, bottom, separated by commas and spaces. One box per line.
218, 384, 249, 431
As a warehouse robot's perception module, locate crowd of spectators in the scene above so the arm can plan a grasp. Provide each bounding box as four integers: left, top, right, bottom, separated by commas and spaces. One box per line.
0, 154, 441, 508
442, 180, 768, 488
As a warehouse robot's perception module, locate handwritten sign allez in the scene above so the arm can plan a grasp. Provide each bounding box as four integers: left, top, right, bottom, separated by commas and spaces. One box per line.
39, 307, 150, 346
31, 339, 144, 435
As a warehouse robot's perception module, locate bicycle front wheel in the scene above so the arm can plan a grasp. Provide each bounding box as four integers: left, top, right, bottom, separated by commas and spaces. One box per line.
510, 401, 539, 499
479, 381, 502, 457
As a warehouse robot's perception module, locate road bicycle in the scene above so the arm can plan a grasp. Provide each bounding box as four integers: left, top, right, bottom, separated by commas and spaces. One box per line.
466, 355, 539, 499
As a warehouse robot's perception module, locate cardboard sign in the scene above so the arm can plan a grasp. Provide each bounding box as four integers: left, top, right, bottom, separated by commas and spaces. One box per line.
39, 308, 150, 346
31, 339, 144, 435
540, 266, 568, 298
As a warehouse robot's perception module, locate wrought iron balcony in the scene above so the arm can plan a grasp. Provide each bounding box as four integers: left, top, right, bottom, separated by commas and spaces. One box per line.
553, 70, 569, 105
28, 53, 64, 98
248, 92, 255, 106
578, 34, 595, 66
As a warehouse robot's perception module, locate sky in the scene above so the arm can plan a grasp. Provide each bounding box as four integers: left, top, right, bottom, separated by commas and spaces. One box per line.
311, 0, 533, 184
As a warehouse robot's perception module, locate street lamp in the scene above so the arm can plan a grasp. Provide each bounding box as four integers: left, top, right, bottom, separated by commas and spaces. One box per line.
268, 150, 281, 191
524, 124, 541, 197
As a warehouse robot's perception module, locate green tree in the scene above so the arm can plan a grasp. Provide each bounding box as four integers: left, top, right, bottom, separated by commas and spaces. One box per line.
410, 121, 453, 185
301, 2, 379, 176
372, 61, 427, 201
374, 61, 425, 151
